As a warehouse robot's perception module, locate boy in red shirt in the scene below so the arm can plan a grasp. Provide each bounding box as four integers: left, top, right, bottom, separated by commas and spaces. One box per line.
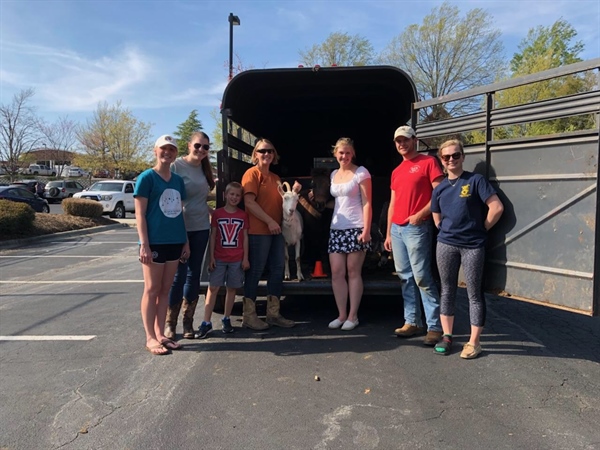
197, 182, 249, 337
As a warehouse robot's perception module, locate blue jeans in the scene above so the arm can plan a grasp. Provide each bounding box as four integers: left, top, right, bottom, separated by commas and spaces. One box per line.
244, 234, 285, 300
168, 229, 209, 306
390, 222, 441, 331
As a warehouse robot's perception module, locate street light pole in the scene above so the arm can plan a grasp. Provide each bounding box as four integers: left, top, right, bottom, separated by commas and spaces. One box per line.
228, 13, 240, 82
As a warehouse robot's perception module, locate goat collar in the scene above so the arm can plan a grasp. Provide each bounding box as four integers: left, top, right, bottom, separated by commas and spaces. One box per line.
298, 196, 322, 220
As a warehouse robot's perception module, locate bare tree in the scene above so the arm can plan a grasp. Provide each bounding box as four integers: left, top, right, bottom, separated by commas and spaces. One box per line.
379, 2, 505, 119
0, 88, 41, 179
299, 32, 374, 66
37, 116, 78, 175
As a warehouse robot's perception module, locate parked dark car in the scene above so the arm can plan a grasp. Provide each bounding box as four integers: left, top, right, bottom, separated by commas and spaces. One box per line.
11, 180, 44, 194
0, 185, 50, 213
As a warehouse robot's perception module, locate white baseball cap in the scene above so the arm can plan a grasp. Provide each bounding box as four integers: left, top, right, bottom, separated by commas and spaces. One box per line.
154, 134, 178, 149
394, 126, 416, 139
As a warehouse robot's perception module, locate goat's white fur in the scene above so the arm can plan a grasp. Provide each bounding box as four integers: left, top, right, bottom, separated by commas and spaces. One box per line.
278, 181, 304, 281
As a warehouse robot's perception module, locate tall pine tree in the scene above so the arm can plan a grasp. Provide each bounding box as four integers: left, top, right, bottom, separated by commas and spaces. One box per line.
173, 110, 203, 156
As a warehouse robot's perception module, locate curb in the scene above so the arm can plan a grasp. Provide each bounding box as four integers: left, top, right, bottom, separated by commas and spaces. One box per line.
0, 222, 136, 250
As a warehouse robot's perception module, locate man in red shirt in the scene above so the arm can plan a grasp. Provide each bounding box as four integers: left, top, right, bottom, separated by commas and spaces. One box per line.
383, 126, 444, 346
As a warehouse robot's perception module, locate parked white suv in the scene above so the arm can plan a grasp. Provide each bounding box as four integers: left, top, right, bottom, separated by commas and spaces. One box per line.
73, 180, 135, 218
21, 164, 56, 176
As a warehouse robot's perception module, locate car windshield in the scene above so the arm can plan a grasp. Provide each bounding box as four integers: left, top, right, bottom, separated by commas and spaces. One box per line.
88, 182, 123, 192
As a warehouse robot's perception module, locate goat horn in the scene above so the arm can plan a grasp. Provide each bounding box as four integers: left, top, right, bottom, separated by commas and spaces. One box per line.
282, 181, 291, 192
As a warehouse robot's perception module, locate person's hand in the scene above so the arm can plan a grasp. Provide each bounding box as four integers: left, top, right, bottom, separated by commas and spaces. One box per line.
268, 220, 281, 235
208, 258, 216, 272
242, 259, 250, 270
179, 242, 190, 263
357, 230, 371, 245
407, 213, 425, 225
139, 243, 151, 265
384, 237, 392, 252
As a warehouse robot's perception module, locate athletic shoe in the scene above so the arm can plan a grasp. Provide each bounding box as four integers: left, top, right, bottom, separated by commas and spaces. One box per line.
196, 321, 213, 339
222, 317, 234, 334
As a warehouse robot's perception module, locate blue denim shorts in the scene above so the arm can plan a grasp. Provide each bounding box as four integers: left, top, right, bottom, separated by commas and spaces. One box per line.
209, 260, 245, 288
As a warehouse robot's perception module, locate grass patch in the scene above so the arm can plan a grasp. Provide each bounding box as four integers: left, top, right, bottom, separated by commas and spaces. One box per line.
0, 213, 118, 241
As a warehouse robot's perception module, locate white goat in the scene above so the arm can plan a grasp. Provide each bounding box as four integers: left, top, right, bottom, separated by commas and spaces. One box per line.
278, 181, 304, 281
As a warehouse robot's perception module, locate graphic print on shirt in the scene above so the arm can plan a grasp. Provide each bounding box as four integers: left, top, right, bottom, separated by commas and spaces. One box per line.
460, 184, 471, 198
159, 188, 183, 218
217, 218, 244, 248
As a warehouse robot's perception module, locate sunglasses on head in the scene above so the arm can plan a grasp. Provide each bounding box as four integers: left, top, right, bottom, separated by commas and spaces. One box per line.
193, 143, 210, 151
256, 148, 274, 154
440, 152, 462, 162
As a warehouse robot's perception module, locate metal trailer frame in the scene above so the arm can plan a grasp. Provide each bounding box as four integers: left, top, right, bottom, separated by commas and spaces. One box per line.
413, 59, 600, 315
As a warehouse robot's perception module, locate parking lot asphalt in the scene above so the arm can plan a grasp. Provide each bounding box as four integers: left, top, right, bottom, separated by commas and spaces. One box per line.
0, 226, 599, 450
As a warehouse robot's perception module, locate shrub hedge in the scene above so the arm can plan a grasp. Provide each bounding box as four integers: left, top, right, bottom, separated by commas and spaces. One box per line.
0, 199, 35, 235
62, 198, 104, 218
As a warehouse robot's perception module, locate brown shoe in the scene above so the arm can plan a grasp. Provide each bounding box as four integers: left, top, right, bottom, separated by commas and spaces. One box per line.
423, 330, 443, 346
394, 323, 425, 337
460, 343, 482, 359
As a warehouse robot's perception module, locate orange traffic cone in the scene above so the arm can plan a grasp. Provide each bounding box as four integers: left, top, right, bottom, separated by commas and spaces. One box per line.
311, 260, 327, 278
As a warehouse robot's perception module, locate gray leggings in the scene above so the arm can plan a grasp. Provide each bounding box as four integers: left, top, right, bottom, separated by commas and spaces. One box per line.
436, 241, 486, 327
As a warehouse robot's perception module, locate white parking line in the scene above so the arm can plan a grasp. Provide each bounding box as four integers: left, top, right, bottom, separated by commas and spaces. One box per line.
0, 255, 137, 258
47, 241, 137, 244
0, 335, 96, 341
0, 280, 143, 284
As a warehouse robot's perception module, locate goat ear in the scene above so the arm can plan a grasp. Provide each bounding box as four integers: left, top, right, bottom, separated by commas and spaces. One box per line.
292, 180, 302, 193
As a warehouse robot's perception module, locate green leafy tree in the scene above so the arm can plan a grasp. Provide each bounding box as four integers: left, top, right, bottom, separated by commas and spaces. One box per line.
379, 1, 504, 119
469, 19, 595, 142
76, 101, 153, 177
173, 110, 203, 156
299, 32, 375, 66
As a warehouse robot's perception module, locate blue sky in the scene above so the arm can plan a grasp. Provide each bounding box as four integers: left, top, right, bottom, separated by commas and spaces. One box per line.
1, 0, 599, 150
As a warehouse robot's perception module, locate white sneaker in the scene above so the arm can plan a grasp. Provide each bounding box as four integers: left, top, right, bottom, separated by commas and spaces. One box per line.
328, 318, 345, 329
341, 319, 359, 331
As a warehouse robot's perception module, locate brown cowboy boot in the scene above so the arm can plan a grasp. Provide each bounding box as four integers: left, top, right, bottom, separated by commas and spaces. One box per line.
266, 295, 295, 328
165, 301, 182, 340
242, 297, 269, 330
181, 298, 199, 339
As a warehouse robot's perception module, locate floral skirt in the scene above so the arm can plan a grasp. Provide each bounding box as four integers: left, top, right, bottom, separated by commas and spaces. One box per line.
328, 228, 371, 254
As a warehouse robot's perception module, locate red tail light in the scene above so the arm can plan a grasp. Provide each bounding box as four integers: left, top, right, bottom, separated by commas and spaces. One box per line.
62, 188, 65, 192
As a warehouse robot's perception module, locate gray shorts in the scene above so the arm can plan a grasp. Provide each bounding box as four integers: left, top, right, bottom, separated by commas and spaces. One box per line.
209, 260, 245, 288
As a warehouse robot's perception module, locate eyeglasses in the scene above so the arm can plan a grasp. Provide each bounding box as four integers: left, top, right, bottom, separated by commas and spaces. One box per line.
193, 143, 210, 151
440, 152, 462, 162
256, 148, 274, 154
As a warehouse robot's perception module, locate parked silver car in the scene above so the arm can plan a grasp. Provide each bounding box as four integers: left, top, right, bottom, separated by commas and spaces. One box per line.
44, 180, 85, 203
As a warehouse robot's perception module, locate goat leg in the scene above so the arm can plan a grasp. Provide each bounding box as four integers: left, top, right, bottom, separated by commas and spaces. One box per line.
284, 244, 291, 281
295, 240, 304, 281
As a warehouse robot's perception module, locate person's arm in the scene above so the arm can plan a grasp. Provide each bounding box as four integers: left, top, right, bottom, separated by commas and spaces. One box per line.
134, 197, 151, 264
407, 175, 444, 225
242, 228, 250, 270
432, 212, 442, 229
243, 192, 281, 234
383, 190, 395, 252
484, 194, 504, 231
358, 177, 372, 244
208, 226, 217, 271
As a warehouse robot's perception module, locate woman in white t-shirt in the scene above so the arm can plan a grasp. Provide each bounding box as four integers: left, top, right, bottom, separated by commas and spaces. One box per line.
327, 137, 372, 331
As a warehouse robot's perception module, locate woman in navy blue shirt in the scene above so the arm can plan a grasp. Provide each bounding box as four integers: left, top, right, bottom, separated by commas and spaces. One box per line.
430, 140, 503, 359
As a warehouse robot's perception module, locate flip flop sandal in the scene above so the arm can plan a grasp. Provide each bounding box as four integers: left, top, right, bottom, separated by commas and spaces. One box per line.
146, 344, 170, 355
160, 339, 182, 351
